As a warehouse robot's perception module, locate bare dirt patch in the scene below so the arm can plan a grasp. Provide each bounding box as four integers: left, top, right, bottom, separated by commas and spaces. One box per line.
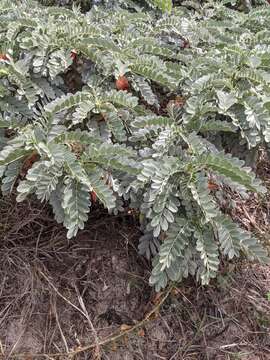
0, 196, 269, 360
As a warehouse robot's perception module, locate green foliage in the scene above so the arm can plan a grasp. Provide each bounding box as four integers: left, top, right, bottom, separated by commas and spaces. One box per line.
62, 179, 91, 239
0, 0, 269, 290
148, 0, 172, 12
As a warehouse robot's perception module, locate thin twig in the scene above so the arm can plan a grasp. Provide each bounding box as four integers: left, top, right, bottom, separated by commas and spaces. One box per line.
74, 285, 101, 360
0, 340, 4, 357
38, 269, 88, 318
3, 284, 174, 359
51, 297, 69, 353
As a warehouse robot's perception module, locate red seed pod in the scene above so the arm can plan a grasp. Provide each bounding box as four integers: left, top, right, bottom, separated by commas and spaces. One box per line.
0, 54, 9, 61
20, 152, 40, 179
70, 50, 77, 61
115, 76, 129, 91
208, 181, 219, 191
91, 191, 97, 203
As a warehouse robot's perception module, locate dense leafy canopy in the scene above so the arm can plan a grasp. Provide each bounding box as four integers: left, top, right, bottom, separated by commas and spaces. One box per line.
0, 0, 269, 290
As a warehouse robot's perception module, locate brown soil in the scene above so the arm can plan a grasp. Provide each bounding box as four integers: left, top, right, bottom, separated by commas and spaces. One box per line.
0, 151, 270, 360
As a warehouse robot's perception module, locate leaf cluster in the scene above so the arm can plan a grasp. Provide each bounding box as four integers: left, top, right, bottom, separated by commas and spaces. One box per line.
0, 0, 269, 289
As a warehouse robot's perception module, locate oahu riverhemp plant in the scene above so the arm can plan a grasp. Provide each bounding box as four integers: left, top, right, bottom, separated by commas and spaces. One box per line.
0, 0, 269, 290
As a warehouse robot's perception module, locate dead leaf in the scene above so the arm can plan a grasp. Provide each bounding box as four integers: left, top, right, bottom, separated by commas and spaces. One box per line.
172, 288, 181, 296
152, 292, 162, 305
123, 334, 129, 345
111, 341, 117, 351
120, 324, 132, 332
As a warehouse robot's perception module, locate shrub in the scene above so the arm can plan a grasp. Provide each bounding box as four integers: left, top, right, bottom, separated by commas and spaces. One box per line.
0, 0, 269, 290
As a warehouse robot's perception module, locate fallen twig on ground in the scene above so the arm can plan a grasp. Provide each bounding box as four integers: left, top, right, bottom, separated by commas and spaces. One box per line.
1, 284, 173, 359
